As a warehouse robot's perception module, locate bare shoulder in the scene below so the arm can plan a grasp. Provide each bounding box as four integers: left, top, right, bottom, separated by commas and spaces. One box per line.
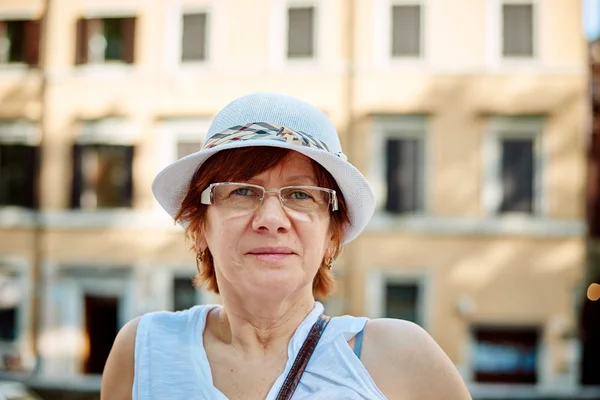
360, 318, 472, 400
100, 316, 142, 400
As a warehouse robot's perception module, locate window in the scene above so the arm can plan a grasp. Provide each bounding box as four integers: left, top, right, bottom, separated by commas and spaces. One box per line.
75, 17, 136, 64
71, 118, 137, 210
384, 282, 421, 325
472, 326, 539, 383
0, 307, 16, 341
173, 277, 198, 311
366, 271, 427, 327
371, 116, 427, 214
155, 118, 210, 174
0, 145, 38, 208
287, 7, 314, 58
385, 137, 424, 213
177, 140, 202, 159
499, 138, 534, 213
71, 144, 134, 209
0, 269, 21, 343
484, 117, 543, 216
181, 13, 208, 62
391, 4, 421, 57
0, 120, 39, 209
502, 3, 534, 57
0, 20, 40, 65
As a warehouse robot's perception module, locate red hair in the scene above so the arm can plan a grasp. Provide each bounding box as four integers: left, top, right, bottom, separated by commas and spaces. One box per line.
174, 147, 350, 300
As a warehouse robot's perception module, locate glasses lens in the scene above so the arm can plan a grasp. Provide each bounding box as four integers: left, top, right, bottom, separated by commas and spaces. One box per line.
213, 184, 262, 210
280, 187, 330, 213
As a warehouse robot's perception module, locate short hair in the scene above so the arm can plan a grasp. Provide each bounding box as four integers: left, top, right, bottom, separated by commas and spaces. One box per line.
175, 147, 350, 300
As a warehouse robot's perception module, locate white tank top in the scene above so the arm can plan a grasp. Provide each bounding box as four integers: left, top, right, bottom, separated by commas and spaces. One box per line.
133, 302, 387, 399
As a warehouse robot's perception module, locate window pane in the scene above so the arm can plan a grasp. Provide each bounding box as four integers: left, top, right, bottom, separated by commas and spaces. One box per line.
173, 277, 197, 311
503, 4, 533, 57
385, 283, 420, 325
5, 21, 25, 63
103, 18, 124, 61
74, 145, 133, 209
0, 307, 16, 341
499, 138, 534, 213
0, 145, 36, 208
391, 5, 421, 57
182, 13, 207, 61
473, 327, 538, 383
385, 137, 422, 213
287, 7, 314, 58
177, 141, 202, 159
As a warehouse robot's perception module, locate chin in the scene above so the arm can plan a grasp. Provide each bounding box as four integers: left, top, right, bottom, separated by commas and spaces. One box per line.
247, 269, 303, 291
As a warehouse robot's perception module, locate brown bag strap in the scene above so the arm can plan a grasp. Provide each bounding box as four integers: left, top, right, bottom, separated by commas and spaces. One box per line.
275, 314, 331, 400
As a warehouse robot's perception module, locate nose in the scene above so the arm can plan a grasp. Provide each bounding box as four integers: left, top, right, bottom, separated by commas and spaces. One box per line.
251, 192, 291, 234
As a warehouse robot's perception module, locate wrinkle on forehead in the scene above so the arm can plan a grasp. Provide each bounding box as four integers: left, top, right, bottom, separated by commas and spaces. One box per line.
248, 152, 317, 187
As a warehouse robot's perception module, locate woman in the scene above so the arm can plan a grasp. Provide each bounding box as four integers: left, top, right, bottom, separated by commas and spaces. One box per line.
101, 92, 472, 399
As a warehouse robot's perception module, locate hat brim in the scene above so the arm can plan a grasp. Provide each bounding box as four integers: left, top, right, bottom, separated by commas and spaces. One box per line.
152, 138, 375, 244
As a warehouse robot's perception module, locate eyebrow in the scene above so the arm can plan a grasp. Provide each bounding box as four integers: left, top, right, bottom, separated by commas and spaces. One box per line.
248, 175, 317, 186
284, 175, 317, 185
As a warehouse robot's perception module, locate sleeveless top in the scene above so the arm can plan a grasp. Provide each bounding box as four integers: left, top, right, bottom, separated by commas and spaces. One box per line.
133, 302, 387, 399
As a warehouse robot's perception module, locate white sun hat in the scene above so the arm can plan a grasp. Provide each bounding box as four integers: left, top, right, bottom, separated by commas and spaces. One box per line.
152, 92, 375, 244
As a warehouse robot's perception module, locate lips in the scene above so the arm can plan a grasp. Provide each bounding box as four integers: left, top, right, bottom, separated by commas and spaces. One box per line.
247, 247, 295, 263
248, 247, 294, 255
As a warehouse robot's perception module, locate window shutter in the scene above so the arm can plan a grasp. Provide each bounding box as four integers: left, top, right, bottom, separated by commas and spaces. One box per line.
0, 145, 7, 205
0, 22, 6, 63
24, 145, 38, 209
502, 4, 533, 57
23, 20, 41, 66
181, 13, 207, 61
122, 17, 136, 63
287, 7, 314, 58
71, 144, 83, 208
386, 138, 402, 213
31, 145, 40, 209
124, 145, 134, 207
400, 139, 420, 212
75, 18, 88, 64
391, 5, 421, 57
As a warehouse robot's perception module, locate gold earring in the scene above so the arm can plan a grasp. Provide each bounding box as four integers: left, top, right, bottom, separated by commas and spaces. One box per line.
326, 257, 334, 270
196, 249, 205, 272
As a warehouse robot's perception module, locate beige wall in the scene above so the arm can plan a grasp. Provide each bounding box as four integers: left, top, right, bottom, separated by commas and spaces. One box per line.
350, 234, 584, 356
0, 0, 589, 388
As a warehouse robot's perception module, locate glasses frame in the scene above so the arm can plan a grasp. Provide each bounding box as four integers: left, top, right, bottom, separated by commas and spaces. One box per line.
200, 182, 339, 213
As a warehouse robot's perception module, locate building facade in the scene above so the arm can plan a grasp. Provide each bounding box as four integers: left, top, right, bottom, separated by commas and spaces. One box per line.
0, 0, 591, 396
582, 0, 600, 387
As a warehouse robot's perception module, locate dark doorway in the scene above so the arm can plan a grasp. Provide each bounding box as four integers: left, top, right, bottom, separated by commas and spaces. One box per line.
83, 295, 119, 374
472, 326, 539, 384
580, 272, 600, 385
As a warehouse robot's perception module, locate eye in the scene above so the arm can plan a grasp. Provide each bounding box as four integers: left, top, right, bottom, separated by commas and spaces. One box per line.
289, 190, 313, 200
232, 187, 259, 197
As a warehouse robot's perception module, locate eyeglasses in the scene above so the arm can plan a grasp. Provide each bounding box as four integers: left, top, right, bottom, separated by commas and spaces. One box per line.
200, 182, 338, 214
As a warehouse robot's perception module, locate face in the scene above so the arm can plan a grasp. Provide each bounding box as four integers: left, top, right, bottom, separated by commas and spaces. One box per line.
198, 152, 334, 300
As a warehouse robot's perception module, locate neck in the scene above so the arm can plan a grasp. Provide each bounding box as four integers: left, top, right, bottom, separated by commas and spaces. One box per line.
215, 290, 316, 356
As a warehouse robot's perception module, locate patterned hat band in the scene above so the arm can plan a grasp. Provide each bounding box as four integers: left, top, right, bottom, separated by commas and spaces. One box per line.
203, 122, 348, 161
